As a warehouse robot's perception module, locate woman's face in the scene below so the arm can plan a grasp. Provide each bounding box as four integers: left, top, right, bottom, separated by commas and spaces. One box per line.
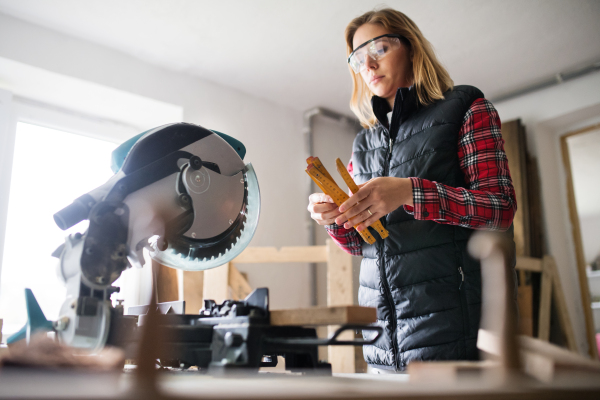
352, 23, 413, 107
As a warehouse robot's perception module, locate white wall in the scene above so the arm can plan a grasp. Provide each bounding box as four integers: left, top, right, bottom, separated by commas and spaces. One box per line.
580, 215, 600, 264
310, 113, 360, 306
494, 70, 600, 355
0, 13, 311, 310
566, 128, 600, 265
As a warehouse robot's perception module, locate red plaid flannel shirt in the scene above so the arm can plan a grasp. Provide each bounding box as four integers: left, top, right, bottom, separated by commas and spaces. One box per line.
325, 98, 517, 256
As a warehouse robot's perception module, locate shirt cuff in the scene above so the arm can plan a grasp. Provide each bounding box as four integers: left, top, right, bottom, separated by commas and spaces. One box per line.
410, 177, 441, 220
324, 222, 353, 233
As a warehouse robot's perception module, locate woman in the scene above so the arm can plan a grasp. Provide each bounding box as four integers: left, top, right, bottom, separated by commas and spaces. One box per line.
307, 8, 516, 372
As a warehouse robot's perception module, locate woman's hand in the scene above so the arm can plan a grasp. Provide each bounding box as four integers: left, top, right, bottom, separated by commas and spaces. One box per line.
308, 193, 342, 226
335, 177, 413, 231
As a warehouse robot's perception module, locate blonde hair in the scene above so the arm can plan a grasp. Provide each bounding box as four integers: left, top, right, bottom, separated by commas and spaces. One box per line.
345, 8, 454, 128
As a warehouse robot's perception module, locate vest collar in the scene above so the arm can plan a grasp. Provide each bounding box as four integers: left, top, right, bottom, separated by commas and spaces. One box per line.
371, 86, 419, 129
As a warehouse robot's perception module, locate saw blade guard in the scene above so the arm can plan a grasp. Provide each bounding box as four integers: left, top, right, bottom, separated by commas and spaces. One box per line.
148, 162, 260, 271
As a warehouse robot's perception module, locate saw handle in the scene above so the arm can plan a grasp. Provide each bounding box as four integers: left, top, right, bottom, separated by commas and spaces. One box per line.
264, 325, 383, 346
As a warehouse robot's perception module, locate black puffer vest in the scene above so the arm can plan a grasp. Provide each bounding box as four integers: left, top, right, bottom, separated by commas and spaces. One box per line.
353, 85, 490, 371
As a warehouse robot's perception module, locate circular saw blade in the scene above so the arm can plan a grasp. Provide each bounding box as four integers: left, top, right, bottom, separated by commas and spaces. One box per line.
148, 163, 260, 271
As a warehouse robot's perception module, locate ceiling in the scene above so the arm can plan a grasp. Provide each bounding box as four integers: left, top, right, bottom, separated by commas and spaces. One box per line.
0, 0, 599, 115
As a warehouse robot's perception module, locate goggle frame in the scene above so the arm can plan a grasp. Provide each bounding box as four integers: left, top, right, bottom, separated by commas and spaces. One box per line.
347, 34, 404, 74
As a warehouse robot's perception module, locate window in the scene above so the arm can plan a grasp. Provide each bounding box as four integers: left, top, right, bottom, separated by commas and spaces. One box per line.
0, 122, 116, 335
0, 81, 182, 340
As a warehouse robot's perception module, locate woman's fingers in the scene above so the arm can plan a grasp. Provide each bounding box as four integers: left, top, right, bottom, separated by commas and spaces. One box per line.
309, 192, 335, 205
351, 208, 381, 231
311, 203, 340, 225
308, 192, 341, 225
338, 188, 369, 213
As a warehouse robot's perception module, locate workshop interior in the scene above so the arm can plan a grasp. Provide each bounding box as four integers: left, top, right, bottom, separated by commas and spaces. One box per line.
0, 0, 600, 399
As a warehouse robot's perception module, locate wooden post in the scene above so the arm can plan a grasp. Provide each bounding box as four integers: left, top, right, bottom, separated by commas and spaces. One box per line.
537, 258, 553, 341
202, 262, 230, 304
229, 264, 252, 301
153, 261, 179, 303
183, 271, 204, 314
545, 256, 578, 352
326, 239, 363, 373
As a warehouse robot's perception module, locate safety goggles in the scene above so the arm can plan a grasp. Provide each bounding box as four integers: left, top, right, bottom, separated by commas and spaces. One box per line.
347, 34, 403, 74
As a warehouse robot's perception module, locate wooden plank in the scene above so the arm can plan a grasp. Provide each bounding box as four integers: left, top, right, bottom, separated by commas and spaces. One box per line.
560, 133, 599, 359
537, 257, 553, 341
270, 306, 376, 326
519, 334, 600, 370
546, 256, 578, 352
182, 271, 204, 314
153, 261, 179, 303
478, 329, 600, 382
232, 246, 328, 264
228, 263, 252, 301
526, 156, 544, 258
408, 360, 498, 383
202, 262, 230, 304
501, 119, 530, 257
516, 256, 543, 272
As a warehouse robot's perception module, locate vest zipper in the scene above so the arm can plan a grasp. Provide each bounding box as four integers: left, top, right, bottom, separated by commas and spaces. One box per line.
457, 263, 470, 358
379, 121, 401, 370
376, 92, 403, 370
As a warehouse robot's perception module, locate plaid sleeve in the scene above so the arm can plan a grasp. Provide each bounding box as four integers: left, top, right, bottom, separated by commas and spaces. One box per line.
409, 98, 517, 231
324, 158, 363, 256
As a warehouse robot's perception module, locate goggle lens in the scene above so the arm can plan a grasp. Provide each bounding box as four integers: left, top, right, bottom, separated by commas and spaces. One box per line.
348, 36, 402, 74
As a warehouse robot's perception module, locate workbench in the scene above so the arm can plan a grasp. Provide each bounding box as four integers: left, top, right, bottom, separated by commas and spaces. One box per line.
1, 367, 599, 399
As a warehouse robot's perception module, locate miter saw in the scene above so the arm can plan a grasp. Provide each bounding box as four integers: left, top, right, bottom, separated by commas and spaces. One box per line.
9, 122, 260, 349
8, 122, 381, 373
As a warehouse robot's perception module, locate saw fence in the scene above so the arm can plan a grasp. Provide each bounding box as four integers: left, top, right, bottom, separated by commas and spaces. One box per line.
154, 239, 371, 373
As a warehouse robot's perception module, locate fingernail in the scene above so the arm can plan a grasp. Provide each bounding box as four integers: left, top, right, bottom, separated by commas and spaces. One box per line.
339, 206, 344, 212
344, 223, 350, 229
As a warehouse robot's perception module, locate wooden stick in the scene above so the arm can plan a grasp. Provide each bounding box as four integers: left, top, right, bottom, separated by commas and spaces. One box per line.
516, 256, 543, 272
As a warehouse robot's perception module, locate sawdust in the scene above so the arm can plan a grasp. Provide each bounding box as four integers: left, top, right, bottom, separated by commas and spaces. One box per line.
0, 334, 125, 370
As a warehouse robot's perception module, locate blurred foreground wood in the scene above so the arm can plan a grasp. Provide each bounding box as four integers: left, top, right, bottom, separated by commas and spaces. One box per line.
409, 232, 600, 388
